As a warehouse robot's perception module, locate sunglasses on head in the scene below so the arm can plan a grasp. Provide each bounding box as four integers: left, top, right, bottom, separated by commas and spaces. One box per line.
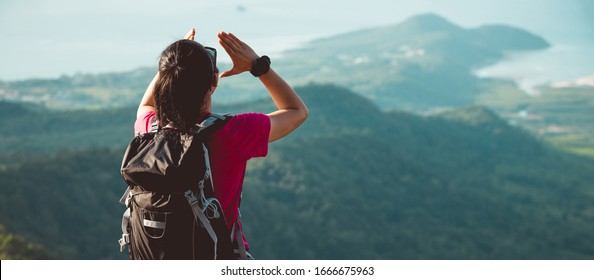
205, 46, 217, 73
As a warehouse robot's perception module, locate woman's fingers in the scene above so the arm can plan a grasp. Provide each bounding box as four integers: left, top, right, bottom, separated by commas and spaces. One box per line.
219, 32, 241, 51
183, 28, 195, 40
219, 69, 237, 78
217, 31, 258, 78
218, 37, 236, 55
228, 33, 244, 46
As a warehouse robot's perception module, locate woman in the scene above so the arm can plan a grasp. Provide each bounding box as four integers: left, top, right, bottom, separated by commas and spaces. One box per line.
132, 28, 308, 259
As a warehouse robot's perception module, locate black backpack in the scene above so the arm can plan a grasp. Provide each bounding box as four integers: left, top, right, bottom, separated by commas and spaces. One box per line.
118, 113, 247, 259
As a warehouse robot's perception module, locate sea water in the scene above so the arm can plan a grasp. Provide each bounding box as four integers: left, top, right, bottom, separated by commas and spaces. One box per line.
475, 42, 594, 94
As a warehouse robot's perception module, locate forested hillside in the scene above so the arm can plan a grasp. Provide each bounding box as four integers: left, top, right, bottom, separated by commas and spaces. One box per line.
1, 84, 593, 259
0, 225, 54, 260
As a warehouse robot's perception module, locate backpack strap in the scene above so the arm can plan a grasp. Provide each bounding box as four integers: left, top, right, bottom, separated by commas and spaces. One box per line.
232, 219, 249, 260
118, 188, 133, 252
184, 189, 220, 259
191, 113, 232, 135
149, 113, 232, 134
232, 187, 249, 259
150, 118, 159, 133
181, 141, 227, 259
118, 208, 131, 252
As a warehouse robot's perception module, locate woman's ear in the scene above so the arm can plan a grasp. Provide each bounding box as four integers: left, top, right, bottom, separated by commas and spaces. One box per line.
212, 74, 219, 88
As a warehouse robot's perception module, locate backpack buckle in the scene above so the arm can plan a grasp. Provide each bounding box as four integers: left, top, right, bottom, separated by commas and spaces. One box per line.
118, 233, 129, 252
184, 190, 199, 206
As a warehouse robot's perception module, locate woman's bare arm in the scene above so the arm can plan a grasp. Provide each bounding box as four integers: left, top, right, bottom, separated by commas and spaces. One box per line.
217, 32, 308, 142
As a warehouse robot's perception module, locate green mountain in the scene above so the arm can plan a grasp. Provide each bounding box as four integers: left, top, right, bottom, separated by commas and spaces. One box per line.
0, 148, 125, 259
1, 84, 593, 259
0, 13, 548, 111
277, 13, 548, 110
0, 101, 133, 156
0, 68, 154, 110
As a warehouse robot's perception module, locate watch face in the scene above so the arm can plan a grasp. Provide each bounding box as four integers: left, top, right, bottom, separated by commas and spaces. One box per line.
251, 56, 271, 77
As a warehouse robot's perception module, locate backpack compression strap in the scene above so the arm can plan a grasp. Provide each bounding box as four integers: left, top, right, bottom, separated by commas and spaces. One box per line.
118, 189, 132, 252
184, 188, 220, 259
231, 220, 249, 260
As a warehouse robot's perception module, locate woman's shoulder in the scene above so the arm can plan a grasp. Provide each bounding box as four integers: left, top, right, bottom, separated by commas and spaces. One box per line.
220, 112, 270, 136
228, 112, 269, 124
213, 112, 270, 158
134, 110, 157, 135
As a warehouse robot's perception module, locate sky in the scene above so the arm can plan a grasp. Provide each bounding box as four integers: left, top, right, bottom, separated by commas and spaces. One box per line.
0, 0, 592, 81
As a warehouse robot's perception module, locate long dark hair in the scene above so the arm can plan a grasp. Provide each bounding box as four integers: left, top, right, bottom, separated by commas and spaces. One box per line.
154, 39, 215, 131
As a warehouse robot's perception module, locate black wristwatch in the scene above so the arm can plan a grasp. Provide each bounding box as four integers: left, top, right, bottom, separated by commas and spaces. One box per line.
250, 55, 271, 77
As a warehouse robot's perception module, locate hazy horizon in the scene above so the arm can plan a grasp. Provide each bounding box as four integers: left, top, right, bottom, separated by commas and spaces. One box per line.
1, 0, 593, 84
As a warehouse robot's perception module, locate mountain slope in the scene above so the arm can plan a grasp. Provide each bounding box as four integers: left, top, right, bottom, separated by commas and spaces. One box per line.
242, 86, 594, 259
476, 80, 594, 158
1, 84, 593, 259
0, 225, 54, 260
0, 149, 125, 259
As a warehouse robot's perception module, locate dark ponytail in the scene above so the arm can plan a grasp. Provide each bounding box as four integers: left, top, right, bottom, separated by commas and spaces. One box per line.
154, 39, 214, 131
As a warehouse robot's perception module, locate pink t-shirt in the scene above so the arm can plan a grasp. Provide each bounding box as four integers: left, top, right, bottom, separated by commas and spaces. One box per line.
134, 110, 271, 251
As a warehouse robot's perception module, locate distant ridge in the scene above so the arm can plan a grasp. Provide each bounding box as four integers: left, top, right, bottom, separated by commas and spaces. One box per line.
308, 13, 463, 46
469, 24, 550, 51
306, 13, 548, 53
0, 13, 550, 111
391, 13, 464, 33
278, 13, 551, 111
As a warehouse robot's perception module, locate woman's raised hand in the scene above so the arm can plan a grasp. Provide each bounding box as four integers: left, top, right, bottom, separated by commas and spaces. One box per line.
217, 32, 259, 78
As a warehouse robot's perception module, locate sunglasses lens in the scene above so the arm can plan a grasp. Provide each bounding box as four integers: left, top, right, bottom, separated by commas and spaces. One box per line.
205, 47, 216, 70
